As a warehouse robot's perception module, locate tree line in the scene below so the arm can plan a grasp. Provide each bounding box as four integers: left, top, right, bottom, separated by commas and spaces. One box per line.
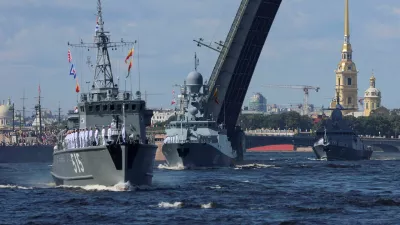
151, 108, 400, 137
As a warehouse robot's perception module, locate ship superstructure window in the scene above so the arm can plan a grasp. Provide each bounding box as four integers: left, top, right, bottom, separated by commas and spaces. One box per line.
338, 78, 341, 85
103, 105, 108, 111
95, 105, 100, 112
348, 97, 352, 104
132, 104, 136, 110
117, 104, 122, 111
89, 105, 93, 112
366, 103, 369, 109
347, 78, 352, 85
110, 104, 115, 111
80, 106, 85, 112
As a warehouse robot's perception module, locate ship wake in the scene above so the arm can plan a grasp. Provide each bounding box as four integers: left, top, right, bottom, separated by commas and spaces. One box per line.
58, 181, 134, 192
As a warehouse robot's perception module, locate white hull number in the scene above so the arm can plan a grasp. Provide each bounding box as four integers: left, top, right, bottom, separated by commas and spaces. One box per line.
70, 153, 85, 173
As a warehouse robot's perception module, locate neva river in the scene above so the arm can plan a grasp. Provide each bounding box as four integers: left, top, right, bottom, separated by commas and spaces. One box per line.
1, 152, 400, 225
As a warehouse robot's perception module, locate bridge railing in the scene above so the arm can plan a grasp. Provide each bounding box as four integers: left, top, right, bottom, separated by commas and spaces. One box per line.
245, 129, 296, 136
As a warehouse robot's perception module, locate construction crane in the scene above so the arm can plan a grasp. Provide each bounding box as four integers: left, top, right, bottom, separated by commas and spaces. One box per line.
262, 85, 320, 116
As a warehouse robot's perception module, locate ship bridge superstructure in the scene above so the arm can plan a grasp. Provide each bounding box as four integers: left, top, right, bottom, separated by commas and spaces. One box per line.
203, 0, 282, 132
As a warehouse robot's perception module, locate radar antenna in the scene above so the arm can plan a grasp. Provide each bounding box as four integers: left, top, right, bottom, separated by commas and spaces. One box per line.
67, 0, 136, 89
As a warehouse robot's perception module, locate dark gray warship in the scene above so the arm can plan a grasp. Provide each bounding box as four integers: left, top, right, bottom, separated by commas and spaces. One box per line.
162, 68, 237, 168
51, 0, 157, 186
313, 94, 373, 161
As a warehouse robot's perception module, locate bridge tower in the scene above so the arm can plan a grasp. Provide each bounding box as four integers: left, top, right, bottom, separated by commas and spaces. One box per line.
330, 0, 358, 115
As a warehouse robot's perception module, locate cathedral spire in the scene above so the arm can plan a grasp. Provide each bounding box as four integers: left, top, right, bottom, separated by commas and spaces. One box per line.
341, 0, 352, 60
344, 0, 350, 42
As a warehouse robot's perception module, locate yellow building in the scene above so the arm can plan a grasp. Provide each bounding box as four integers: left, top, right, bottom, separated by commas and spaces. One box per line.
330, 0, 358, 114
363, 72, 381, 116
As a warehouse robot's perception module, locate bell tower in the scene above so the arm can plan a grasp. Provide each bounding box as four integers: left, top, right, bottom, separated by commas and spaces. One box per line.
330, 0, 358, 114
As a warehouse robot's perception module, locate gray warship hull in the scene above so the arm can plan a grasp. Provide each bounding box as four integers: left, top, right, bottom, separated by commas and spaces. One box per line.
51, 143, 157, 186
162, 142, 235, 168
0, 145, 54, 163
313, 144, 372, 161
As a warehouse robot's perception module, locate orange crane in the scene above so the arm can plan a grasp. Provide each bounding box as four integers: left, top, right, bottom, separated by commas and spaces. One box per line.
262, 85, 320, 116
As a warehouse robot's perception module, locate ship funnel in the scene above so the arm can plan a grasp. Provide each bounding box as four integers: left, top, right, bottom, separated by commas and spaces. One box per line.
186, 71, 203, 93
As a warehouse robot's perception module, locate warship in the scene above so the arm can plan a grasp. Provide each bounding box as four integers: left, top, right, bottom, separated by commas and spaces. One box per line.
312, 93, 373, 161
51, 0, 157, 186
162, 59, 237, 168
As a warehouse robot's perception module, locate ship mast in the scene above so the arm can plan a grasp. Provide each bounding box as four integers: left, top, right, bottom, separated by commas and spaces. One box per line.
67, 0, 135, 90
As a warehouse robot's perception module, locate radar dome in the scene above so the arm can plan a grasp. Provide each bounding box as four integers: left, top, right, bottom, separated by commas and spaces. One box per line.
188, 107, 198, 116
186, 71, 203, 93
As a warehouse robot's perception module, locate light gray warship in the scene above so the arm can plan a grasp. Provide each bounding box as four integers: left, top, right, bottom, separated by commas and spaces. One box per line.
312, 93, 373, 161
51, 0, 157, 186
162, 61, 237, 168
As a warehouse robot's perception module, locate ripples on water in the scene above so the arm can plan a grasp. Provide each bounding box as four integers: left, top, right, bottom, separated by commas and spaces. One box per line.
1, 152, 400, 225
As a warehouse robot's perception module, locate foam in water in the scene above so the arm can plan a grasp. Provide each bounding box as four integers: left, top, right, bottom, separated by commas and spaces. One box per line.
158, 163, 185, 170
0, 184, 32, 190
235, 163, 276, 170
58, 181, 133, 192
158, 201, 183, 208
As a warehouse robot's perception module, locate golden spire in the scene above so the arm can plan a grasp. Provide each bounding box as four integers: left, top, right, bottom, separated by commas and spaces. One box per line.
344, 0, 349, 38
341, 0, 352, 54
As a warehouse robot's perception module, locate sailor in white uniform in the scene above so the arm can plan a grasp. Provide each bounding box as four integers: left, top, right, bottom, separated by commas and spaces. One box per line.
107, 125, 112, 142
74, 129, 78, 148
79, 129, 83, 148
101, 125, 106, 145
122, 124, 126, 143
84, 128, 88, 147
94, 127, 99, 146
88, 127, 93, 146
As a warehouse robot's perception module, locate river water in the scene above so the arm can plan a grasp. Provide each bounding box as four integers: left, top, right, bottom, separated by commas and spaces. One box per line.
1, 152, 400, 225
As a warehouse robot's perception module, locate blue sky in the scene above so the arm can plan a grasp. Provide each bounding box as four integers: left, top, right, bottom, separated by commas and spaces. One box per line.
1, 0, 400, 115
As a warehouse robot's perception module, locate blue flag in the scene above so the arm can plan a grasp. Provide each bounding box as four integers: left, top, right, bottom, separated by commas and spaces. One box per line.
69, 64, 77, 79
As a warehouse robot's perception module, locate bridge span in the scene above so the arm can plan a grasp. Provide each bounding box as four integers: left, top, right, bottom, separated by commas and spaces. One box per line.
245, 134, 400, 152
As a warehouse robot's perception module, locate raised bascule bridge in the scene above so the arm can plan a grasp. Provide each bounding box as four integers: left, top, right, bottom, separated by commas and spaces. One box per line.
195, 0, 282, 160
195, 0, 400, 156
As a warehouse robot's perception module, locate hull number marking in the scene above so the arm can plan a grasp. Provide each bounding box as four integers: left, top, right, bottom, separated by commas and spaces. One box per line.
70, 153, 85, 173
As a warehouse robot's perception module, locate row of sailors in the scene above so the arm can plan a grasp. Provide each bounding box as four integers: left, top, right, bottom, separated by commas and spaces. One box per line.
64, 125, 126, 149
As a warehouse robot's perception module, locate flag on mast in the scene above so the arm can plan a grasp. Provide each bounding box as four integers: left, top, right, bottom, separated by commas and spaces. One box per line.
75, 79, 80, 93
126, 59, 132, 78
125, 47, 134, 63
68, 49, 72, 63
69, 64, 77, 79
95, 16, 99, 32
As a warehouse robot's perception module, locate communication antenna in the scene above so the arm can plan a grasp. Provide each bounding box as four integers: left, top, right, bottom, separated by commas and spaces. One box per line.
193, 38, 225, 53
194, 52, 200, 71
67, 0, 136, 89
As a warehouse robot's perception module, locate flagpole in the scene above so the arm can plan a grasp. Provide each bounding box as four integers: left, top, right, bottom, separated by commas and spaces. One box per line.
137, 38, 141, 93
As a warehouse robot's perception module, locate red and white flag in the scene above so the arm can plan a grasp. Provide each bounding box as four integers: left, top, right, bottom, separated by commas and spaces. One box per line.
68, 49, 72, 63
172, 90, 175, 95
171, 99, 176, 105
